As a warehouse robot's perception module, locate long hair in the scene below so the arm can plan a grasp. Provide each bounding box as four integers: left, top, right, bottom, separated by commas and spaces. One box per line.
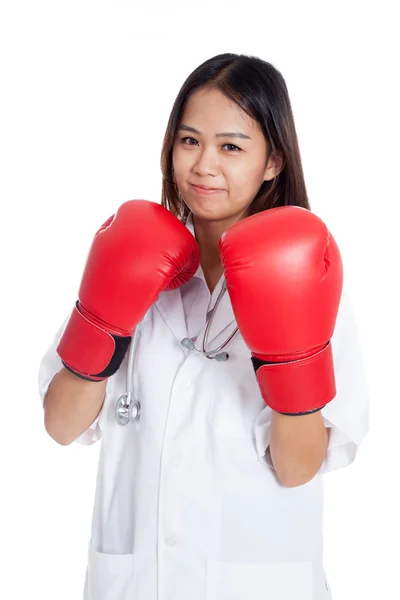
160, 53, 310, 220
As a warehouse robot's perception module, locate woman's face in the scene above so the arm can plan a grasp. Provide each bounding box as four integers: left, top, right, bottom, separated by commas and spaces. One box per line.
172, 87, 280, 226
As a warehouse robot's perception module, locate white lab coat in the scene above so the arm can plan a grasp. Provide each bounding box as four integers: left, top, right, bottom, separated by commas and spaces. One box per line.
38, 213, 369, 600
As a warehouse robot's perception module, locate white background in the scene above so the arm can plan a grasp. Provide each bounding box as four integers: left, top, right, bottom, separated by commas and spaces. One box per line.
1, 1, 399, 598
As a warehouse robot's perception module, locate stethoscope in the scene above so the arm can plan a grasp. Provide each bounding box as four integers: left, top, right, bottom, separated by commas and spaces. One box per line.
180, 279, 238, 361
115, 278, 238, 426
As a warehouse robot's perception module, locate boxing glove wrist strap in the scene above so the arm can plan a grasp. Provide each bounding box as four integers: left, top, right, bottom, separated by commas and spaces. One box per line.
57, 302, 131, 381
251, 342, 335, 415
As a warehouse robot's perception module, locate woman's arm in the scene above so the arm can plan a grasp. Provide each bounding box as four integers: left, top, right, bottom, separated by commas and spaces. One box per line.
270, 411, 330, 486
43, 367, 107, 446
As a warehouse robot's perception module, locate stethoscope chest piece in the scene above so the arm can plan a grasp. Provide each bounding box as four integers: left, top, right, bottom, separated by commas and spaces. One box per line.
115, 394, 141, 426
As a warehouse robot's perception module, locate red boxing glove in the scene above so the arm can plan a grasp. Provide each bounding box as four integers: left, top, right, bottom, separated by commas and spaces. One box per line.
57, 200, 200, 381
219, 206, 343, 415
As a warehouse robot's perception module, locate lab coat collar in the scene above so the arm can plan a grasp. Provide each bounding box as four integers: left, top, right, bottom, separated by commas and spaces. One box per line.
154, 211, 238, 352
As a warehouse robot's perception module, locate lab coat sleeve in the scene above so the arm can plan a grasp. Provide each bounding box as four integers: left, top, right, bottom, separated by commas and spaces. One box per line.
38, 314, 107, 446
254, 289, 370, 473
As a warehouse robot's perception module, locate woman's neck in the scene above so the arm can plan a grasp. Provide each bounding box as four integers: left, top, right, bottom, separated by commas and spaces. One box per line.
192, 217, 225, 293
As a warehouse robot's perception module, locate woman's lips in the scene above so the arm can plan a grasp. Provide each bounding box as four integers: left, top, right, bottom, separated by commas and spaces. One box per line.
190, 184, 225, 195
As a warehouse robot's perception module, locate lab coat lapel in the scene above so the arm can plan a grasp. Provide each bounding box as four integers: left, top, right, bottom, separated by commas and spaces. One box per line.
152, 211, 194, 347
154, 288, 188, 348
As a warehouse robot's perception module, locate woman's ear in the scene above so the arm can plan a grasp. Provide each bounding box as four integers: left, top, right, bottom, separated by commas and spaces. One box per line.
263, 150, 285, 182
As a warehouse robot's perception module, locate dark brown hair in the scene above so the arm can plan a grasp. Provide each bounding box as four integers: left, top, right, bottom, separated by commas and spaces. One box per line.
160, 53, 310, 221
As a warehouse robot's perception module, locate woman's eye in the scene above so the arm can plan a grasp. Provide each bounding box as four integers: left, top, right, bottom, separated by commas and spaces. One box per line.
180, 137, 241, 152
223, 143, 241, 152
181, 137, 198, 146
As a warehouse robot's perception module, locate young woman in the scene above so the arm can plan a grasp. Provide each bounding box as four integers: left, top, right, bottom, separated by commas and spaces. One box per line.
39, 53, 369, 600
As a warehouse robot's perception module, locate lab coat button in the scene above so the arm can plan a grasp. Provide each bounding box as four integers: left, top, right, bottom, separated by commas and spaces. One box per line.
171, 454, 181, 467
182, 379, 190, 389
165, 536, 178, 547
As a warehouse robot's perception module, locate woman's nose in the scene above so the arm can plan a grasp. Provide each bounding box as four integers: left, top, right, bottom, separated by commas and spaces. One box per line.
193, 148, 220, 176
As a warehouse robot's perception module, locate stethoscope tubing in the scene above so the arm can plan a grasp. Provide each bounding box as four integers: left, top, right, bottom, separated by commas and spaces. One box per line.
115, 277, 238, 425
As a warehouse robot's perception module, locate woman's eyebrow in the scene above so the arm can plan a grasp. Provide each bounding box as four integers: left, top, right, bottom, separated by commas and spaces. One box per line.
178, 124, 252, 140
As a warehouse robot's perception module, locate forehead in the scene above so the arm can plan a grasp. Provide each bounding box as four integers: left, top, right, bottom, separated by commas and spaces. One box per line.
181, 87, 259, 134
